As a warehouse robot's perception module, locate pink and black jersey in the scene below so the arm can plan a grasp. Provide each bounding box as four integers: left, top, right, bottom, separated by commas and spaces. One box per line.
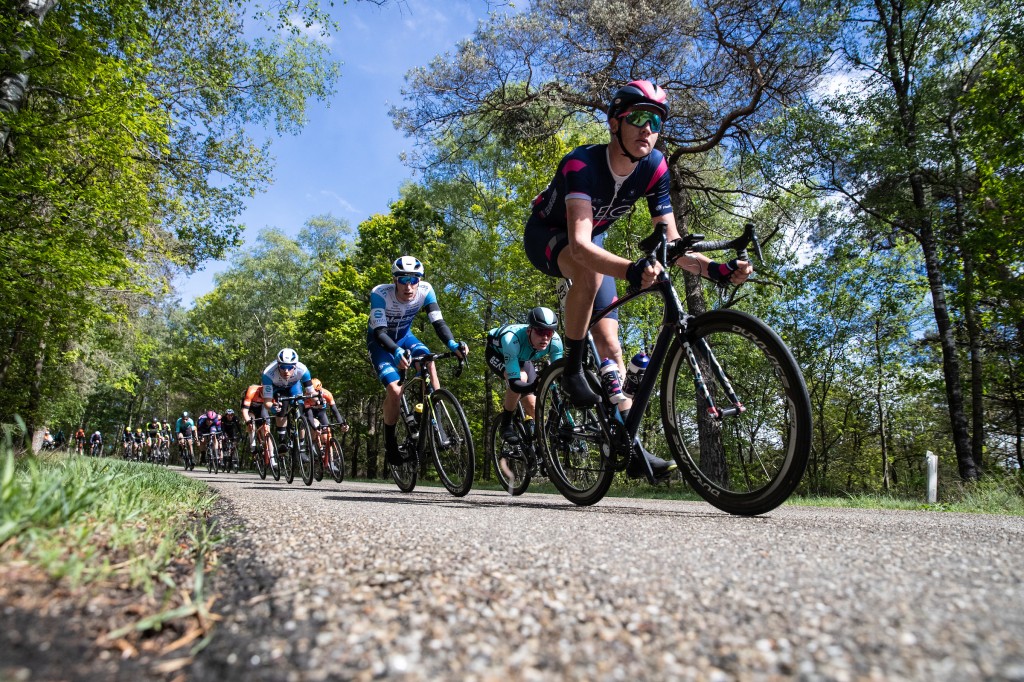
528, 144, 672, 236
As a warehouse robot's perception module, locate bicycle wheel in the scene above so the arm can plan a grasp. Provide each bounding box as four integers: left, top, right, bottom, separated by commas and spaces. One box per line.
428, 389, 475, 497
488, 413, 531, 496
283, 427, 296, 484
253, 438, 267, 480
390, 405, 418, 493
294, 418, 315, 486
268, 437, 282, 481
662, 309, 811, 516
535, 359, 615, 506
312, 428, 325, 482
326, 435, 345, 484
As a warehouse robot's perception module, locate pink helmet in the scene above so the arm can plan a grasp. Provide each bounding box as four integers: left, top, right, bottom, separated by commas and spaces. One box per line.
607, 80, 669, 120
206, 410, 216, 420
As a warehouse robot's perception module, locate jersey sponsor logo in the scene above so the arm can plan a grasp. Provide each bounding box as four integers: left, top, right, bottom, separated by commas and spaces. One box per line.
593, 203, 635, 224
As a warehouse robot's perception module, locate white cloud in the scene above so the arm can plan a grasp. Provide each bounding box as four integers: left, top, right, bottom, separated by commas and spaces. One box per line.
321, 190, 359, 214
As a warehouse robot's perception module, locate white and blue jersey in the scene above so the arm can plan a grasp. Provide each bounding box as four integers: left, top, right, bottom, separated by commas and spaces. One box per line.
367, 281, 443, 342
367, 280, 455, 385
261, 360, 312, 401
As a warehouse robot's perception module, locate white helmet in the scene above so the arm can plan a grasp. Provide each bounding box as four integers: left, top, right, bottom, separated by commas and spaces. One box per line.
93, 431, 100, 437
277, 348, 299, 365
392, 256, 424, 278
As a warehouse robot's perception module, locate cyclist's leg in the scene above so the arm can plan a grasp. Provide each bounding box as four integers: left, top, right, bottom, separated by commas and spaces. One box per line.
371, 338, 406, 465
552, 246, 604, 406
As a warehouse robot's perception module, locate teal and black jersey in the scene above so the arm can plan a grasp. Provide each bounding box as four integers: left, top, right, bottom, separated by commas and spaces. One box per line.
486, 324, 563, 379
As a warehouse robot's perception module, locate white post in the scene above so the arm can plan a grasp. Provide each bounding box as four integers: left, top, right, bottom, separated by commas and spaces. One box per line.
926, 451, 938, 503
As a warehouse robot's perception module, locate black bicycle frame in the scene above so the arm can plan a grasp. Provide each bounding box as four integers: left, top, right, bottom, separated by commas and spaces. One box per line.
582, 222, 757, 450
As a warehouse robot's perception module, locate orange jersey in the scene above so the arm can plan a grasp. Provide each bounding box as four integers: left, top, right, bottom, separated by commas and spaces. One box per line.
242, 384, 264, 407
304, 387, 335, 409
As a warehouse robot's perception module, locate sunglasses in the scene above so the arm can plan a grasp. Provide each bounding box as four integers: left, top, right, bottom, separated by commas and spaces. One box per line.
396, 276, 421, 286
278, 363, 296, 371
530, 327, 555, 339
621, 109, 663, 133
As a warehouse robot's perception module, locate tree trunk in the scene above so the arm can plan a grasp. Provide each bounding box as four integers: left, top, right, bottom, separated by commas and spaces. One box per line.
915, 197, 977, 480
874, 319, 890, 492
0, 0, 59, 155
947, 114, 986, 472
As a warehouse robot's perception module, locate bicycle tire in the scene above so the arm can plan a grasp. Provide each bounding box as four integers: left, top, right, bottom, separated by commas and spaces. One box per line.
661, 308, 811, 516
488, 413, 531, 496
283, 426, 296, 484
535, 359, 615, 506
295, 418, 315, 486
268, 437, 282, 481
327, 435, 345, 484
253, 439, 267, 480
428, 389, 475, 497
390, 400, 418, 493
312, 428, 325, 482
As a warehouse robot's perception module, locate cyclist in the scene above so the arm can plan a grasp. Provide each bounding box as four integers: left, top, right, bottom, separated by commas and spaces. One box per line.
121, 426, 132, 457
176, 411, 196, 461
241, 383, 269, 452
221, 409, 241, 468
161, 418, 173, 442
367, 256, 468, 466
523, 79, 752, 479
89, 430, 103, 456
132, 427, 145, 459
486, 307, 563, 445
74, 427, 86, 455
304, 378, 349, 450
261, 348, 314, 468
196, 410, 222, 466
145, 416, 162, 460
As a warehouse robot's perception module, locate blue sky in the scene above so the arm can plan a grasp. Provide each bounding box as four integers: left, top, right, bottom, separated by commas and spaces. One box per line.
172, 0, 496, 305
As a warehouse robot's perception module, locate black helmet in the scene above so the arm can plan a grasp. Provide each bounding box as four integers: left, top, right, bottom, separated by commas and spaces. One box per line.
527, 306, 558, 331
607, 80, 669, 120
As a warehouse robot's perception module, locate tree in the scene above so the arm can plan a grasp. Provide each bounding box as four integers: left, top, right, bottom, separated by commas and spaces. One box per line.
761, 0, 1021, 480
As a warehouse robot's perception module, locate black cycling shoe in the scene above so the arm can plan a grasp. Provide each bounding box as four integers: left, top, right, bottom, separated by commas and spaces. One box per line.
562, 370, 599, 407
385, 444, 404, 467
501, 425, 520, 445
627, 440, 678, 481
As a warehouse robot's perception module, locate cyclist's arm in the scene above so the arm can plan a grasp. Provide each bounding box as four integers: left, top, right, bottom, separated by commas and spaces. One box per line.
371, 326, 399, 353
565, 199, 631, 279
424, 301, 456, 346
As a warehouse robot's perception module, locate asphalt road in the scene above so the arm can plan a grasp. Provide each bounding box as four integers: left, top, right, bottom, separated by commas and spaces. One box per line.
186, 470, 1024, 681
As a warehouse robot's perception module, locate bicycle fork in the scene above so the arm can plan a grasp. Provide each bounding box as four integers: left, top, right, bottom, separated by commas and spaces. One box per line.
682, 337, 745, 419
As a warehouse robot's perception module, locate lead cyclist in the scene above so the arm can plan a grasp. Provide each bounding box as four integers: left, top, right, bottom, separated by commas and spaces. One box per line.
522, 79, 754, 480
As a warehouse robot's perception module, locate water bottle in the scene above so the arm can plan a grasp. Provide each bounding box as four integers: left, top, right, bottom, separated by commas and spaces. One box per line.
623, 351, 650, 399
599, 358, 626, 405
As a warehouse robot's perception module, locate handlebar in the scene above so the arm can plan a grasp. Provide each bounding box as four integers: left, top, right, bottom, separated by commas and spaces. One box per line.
639, 221, 763, 267
399, 349, 466, 380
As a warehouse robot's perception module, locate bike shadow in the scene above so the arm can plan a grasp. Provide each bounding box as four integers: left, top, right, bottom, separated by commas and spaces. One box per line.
316, 489, 746, 519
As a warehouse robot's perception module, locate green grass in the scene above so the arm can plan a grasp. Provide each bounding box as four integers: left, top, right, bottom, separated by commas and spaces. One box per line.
1, 449, 220, 593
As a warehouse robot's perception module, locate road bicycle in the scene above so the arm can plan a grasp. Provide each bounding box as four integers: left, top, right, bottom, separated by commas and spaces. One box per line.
89, 440, 103, 457
220, 434, 241, 473
274, 394, 317, 486
178, 434, 196, 470
390, 351, 475, 497
202, 430, 222, 474
247, 416, 283, 481
536, 223, 811, 514
303, 397, 346, 484
487, 399, 550, 496
159, 434, 171, 465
